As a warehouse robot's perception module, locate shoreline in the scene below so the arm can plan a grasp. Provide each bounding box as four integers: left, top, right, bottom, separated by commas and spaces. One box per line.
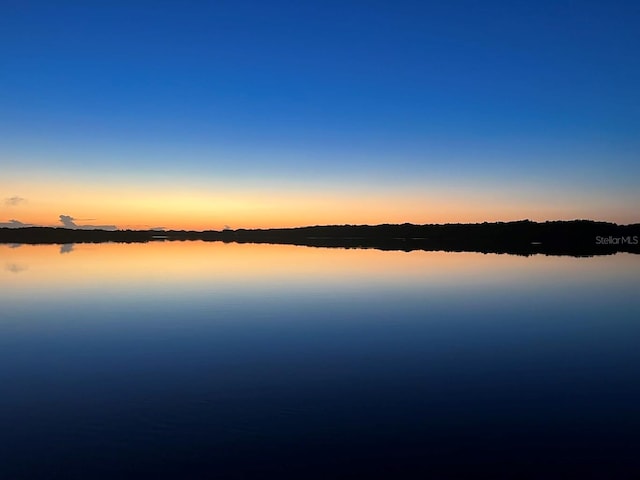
2, 220, 639, 257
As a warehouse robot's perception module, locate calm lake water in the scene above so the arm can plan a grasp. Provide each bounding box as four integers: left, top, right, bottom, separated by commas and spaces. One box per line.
2, 242, 639, 479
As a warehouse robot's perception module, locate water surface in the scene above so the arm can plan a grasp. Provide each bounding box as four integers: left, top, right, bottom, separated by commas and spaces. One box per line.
1, 242, 639, 478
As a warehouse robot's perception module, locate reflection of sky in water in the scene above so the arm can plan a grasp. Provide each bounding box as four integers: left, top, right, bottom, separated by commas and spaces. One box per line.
59, 243, 75, 254
1, 242, 639, 477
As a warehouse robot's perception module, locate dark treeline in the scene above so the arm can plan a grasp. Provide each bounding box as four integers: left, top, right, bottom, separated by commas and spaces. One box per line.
1, 220, 639, 256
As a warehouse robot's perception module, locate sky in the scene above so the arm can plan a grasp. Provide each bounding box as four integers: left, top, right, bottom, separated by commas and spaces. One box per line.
1, 0, 639, 230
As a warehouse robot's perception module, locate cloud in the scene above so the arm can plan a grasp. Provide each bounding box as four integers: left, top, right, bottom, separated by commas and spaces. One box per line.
59, 214, 117, 231
0, 219, 33, 228
59, 215, 77, 228
4, 196, 27, 206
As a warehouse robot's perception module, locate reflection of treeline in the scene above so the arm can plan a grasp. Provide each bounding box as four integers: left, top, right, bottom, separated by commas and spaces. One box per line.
1, 220, 639, 256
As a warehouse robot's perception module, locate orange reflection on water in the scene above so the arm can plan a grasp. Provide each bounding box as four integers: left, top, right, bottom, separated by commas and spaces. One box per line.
2, 241, 638, 294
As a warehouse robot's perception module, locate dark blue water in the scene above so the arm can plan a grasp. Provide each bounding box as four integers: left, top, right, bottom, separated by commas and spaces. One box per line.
1, 243, 639, 478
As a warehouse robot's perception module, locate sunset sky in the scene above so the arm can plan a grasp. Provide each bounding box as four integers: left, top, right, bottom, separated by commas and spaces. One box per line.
2, 0, 639, 230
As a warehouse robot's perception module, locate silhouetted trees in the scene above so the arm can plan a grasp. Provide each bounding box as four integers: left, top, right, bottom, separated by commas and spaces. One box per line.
1, 220, 639, 257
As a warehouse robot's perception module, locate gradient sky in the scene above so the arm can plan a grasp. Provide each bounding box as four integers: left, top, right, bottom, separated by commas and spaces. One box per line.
2, 0, 639, 230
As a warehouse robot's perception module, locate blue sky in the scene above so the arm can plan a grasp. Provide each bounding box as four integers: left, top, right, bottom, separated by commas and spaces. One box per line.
1, 0, 639, 228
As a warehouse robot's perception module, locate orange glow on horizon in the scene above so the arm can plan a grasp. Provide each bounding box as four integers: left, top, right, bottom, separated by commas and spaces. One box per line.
2, 176, 638, 230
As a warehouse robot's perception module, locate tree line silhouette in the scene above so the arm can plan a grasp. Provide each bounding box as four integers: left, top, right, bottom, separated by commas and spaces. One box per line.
1, 220, 639, 256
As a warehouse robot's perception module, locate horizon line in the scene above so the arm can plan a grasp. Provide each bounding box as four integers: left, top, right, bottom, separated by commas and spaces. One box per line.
2, 218, 640, 233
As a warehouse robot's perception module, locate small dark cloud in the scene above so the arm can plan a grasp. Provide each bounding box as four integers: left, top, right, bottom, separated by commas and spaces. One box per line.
5, 262, 28, 273
59, 214, 117, 231
9, 243, 23, 248
59, 215, 77, 228
0, 219, 33, 228
5, 196, 27, 206
60, 243, 75, 254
